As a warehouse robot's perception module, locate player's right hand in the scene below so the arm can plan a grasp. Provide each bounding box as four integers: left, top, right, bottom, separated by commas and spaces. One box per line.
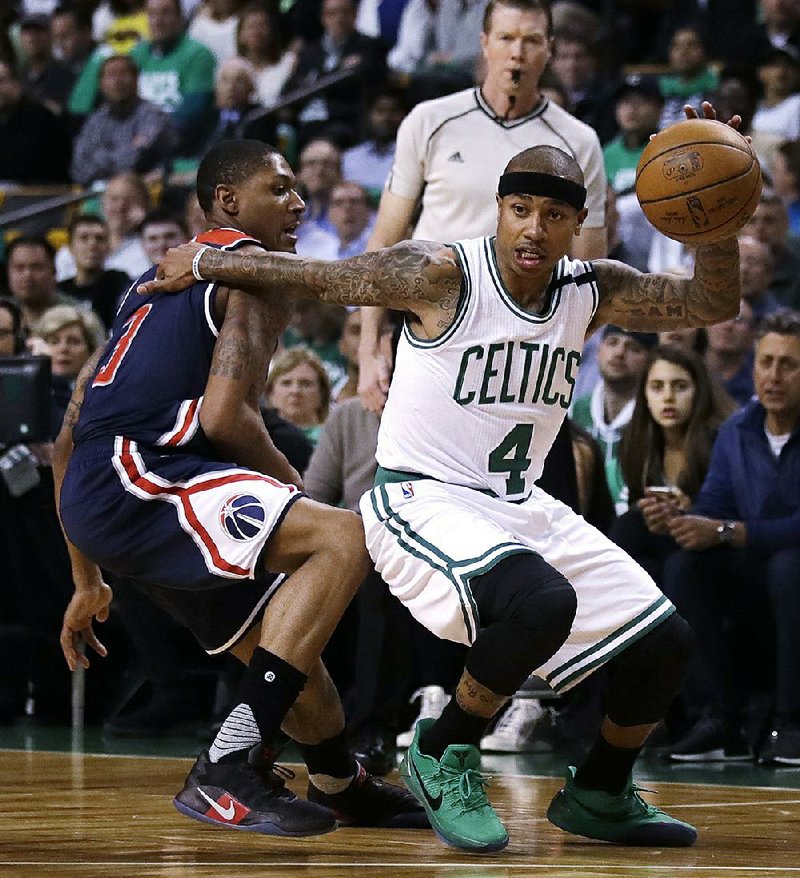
357, 348, 391, 414
137, 242, 205, 295
60, 581, 113, 671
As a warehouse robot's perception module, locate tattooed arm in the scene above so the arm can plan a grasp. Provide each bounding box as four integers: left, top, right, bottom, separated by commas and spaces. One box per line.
589, 237, 741, 335
54, 347, 114, 670
200, 286, 302, 488
139, 240, 465, 341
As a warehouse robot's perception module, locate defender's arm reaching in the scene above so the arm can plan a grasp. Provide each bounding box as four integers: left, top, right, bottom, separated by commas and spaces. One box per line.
138, 239, 464, 340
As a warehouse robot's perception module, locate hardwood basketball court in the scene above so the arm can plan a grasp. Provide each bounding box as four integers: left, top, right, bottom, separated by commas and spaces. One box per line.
3, 745, 800, 878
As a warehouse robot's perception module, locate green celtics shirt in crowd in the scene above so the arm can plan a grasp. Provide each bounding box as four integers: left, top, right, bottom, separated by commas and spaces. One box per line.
571, 388, 630, 514
130, 35, 216, 118
69, 35, 215, 122
602, 136, 646, 196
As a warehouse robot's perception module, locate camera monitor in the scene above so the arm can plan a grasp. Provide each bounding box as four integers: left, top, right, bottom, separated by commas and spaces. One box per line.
0, 356, 52, 446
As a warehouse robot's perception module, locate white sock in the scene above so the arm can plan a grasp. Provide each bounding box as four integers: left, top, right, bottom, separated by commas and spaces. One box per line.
308, 771, 356, 794
209, 703, 260, 763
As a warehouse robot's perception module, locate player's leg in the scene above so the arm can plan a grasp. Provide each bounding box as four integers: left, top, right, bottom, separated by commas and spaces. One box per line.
176, 498, 369, 836
534, 503, 699, 846
403, 552, 577, 852
362, 481, 578, 852
226, 631, 428, 828
207, 498, 369, 766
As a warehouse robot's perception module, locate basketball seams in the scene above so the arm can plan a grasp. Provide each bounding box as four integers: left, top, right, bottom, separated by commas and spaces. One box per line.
636, 160, 757, 205
647, 172, 762, 239
636, 138, 754, 180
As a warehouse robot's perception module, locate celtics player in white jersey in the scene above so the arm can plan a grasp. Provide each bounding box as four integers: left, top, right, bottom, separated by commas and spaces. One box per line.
142, 111, 743, 854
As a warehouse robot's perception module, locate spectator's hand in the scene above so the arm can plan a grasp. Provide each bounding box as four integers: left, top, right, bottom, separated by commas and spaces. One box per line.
668, 514, 721, 550
341, 54, 362, 69
637, 495, 680, 535
60, 580, 113, 671
137, 243, 203, 295
358, 347, 391, 414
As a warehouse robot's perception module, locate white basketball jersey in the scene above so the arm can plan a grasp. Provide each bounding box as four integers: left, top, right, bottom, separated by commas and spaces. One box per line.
377, 237, 599, 501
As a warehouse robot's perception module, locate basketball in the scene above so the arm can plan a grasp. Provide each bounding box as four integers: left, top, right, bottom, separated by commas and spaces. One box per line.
635, 119, 762, 245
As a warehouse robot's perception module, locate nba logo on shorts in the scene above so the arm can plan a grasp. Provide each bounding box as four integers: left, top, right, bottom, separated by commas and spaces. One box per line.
401, 482, 415, 499
219, 493, 267, 541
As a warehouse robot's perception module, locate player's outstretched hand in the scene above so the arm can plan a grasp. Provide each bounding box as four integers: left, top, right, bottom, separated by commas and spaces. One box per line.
137, 242, 205, 295
683, 100, 748, 139
60, 581, 113, 671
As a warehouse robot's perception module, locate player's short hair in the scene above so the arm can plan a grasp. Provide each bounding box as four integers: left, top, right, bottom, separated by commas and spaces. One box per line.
196, 140, 283, 214
756, 309, 800, 342
504, 145, 584, 185
483, 0, 552, 35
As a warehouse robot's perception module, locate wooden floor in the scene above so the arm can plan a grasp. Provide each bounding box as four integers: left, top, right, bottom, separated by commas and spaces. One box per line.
3, 749, 800, 877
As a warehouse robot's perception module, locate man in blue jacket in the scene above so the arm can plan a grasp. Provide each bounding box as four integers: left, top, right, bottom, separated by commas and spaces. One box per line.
661, 309, 800, 765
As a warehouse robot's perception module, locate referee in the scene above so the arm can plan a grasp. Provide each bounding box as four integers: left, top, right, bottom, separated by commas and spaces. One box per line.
359, 0, 608, 410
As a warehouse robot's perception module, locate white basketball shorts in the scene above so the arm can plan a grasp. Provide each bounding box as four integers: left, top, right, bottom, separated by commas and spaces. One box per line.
360, 478, 675, 693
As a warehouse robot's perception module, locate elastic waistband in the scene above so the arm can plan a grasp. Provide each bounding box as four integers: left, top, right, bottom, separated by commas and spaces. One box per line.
374, 465, 531, 504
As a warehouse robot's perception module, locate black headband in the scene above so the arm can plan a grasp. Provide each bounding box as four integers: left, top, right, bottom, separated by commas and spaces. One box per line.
498, 172, 587, 210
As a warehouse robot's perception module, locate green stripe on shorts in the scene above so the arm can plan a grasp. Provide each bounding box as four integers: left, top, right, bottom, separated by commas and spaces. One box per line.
545, 595, 676, 692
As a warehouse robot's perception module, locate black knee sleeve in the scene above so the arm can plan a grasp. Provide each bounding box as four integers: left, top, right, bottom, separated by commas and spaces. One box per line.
605, 612, 696, 726
466, 552, 577, 696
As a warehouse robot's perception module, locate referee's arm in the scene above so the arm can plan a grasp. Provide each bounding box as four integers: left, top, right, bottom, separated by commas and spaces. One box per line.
358, 190, 417, 412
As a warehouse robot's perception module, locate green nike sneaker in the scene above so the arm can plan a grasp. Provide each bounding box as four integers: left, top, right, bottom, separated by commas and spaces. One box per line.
399, 718, 508, 852
547, 766, 697, 847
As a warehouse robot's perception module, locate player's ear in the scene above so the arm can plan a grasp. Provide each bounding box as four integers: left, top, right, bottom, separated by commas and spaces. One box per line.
216, 184, 238, 214
574, 207, 588, 235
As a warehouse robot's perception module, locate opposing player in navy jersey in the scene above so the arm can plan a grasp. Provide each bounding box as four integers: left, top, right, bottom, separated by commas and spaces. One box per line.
55, 140, 425, 837
141, 105, 747, 853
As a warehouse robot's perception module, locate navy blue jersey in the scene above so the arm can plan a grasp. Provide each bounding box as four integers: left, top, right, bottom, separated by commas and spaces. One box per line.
73, 229, 261, 453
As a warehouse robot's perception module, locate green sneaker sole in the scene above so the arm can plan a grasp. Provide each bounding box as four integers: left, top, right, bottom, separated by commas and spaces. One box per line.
399, 754, 509, 853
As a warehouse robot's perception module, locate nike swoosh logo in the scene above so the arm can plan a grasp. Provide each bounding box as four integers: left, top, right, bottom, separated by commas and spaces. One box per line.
198, 788, 237, 820
412, 761, 442, 811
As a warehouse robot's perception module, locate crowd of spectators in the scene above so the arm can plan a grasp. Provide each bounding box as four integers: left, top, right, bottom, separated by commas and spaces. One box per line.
1, 0, 800, 771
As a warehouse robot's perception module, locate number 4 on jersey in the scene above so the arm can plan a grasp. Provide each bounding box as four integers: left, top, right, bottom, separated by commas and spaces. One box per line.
488, 423, 534, 496
93, 304, 152, 387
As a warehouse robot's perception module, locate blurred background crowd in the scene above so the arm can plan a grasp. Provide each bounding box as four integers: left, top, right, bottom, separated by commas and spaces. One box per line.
0, 0, 799, 773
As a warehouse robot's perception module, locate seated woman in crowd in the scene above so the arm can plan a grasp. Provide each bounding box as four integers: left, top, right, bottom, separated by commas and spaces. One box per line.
610, 345, 736, 586
236, 2, 297, 109
30, 304, 106, 436
265, 346, 331, 446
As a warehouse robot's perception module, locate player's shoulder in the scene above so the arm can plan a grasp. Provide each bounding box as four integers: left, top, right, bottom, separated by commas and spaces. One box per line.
194, 228, 265, 251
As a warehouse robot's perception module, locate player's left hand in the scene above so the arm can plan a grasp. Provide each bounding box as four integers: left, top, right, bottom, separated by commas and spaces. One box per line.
60, 581, 113, 671
137, 242, 204, 295
668, 514, 722, 550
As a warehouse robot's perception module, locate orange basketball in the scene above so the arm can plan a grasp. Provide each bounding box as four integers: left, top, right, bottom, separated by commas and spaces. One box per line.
635, 119, 762, 245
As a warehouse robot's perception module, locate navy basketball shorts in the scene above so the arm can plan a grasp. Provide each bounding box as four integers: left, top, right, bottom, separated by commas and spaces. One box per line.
61, 436, 301, 652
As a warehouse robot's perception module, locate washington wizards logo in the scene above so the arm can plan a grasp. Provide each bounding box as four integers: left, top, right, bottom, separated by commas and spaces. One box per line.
219, 494, 267, 541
